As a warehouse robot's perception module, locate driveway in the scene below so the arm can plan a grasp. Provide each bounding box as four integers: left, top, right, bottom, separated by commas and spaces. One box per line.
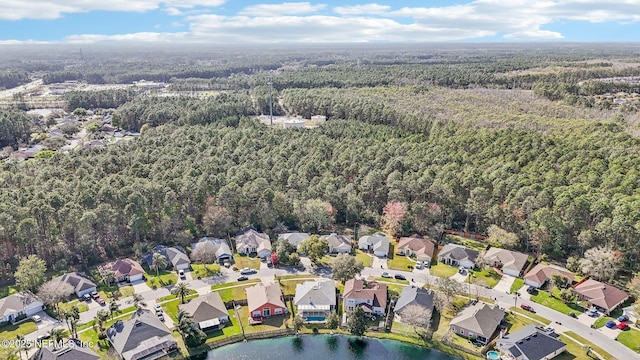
493, 274, 514, 294
371, 256, 388, 270
131, 280, 152, 294
597, 325, 620, 339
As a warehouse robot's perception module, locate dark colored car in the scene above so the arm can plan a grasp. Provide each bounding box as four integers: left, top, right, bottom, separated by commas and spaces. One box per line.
520, 304, 535, 312
394, 274, 406, 280
526, 286, 537, 295
618, 315, 629, 322
606, 320, 617, 329
237, 276, 249, 281
568, 312, 578, 318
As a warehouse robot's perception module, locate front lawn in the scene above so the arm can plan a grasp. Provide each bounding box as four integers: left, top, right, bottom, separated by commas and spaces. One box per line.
97, 284, 135, 301
278, 278, 320, 296
159, 289, 198, 303
429, 263, 457, 278
617, 328, 640, 352
510, 278, 525, 294
509, 307, 551, 325
387, 252, 415, 272
145, 270, 178, 288
0, 320, 37, 341
59, 299, 89, 313
232, 254, 261, 270
211, 280, 261, 302
530, 289, 582, 315
470, 268, 501, 288
192, 263, 221, 279
503, 312, 539, 333
563, 331, 615, 360
593, 316, 615, 329
368, 276, 410, 285
355, 250, 373, 267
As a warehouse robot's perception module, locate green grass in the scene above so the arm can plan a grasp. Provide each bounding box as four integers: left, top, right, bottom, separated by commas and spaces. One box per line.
509, 307, 552, 325
470, 268, 501, 288
510, 278, 525, 294
192, 263, 221, 278
592, 316, 614, 329
211, 280, 261, 302
59, 299, 89, 313
76, 305, 137, 331
232, 254, 261, 269
238, 306, 290, 333
355, 250, 373, 267
368, 276, 410, 285
145, 270, 178, 288
278, 274, 319, 280
504, 312, 539, 333
0, 320, 37, 341
278, 279, 316, 296
429, 263, 457, 278
616, 328, 640, 352
158, 289, 198, 302
97, 285, 134, 301
162, 297, 200, 322
387, 252, 416, 272
563, 331, 616, 360
446, 235, 487, 251
530, 289, 583, 315
204, 309, 243, 339
0, 285, 19, 298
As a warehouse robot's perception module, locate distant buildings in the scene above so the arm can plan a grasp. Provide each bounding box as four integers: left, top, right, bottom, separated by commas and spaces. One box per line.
50, 272, 97, 298
481, 248, 528, 277
397, 234, 436, 263
236, 229, 272, 259
324, 233, 352, 254
191, 237, 233, 264
573, 279, 629, 314
142, 245, 190, 271
278, 232, 311, 250
524, 264, 574, 289
99, 258, 145, 283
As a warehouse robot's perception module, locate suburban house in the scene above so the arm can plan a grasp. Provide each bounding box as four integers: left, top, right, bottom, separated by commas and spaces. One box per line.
573, 279, 629, 314
245, 282, 287, 324
497, 325, 567, 360
51, 272, 97, 298
31, 339, 100, 360
179, 292, 229, 331
0, 292, 43, 323
397, 234, 437, 263
191, 237, 233, 264
438, 244, 479, 269
278, 232, 310, 250
358, 232, 391, 257
99, 258, 145, 283
393, 285, 434, 324
107, 309, 178, 360
524, 264, 575, 289
294, 279, 336, 322
449, 302, 505, 344
481, 248, 529, 277
324, 233, 352, 254
143, 245, 190, 271
236, 229, 272, 258
343, 279, 387, 316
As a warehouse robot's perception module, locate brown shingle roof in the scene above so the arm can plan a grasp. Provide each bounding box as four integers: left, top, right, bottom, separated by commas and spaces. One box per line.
397, 234, 436, 258
100, 258, 145, 278
343, 279, 387, 309
574, 279, 629, 311
482, 248, 528, 274
245, 282, 286, 313
524, 264, 574, 286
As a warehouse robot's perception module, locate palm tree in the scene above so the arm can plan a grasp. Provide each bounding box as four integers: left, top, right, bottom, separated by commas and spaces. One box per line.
176, 310, 195, 338
172, 282, 191, 304
109, 301, 121, 321
16, 334, 27, 360
152, 253, 168, 277
102, 270, 116, 287
96, 309, 110, 331
48, 327, 65, 342
127, 293, 146, 309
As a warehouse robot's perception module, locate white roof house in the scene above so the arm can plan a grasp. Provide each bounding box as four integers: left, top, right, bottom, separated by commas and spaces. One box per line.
294, 279, 336, 323
358, 232, 391, 257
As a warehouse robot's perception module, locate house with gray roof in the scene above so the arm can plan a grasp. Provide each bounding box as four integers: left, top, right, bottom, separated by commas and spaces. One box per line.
497, 325, 566, 360
358, 232, 391, 257
481, 247, 529, 277
324, 233, 352, 254
107, 309, 177, 360
236, 229, 272, 258
51, 272, 97, 298
278, 232, 311, 250
438, 244, 479, 269
191, 237, 233, 264
143, 245, 190, 271
31, 339, 100, 360
294, 279, 336, 323
0, 292, 43, 323
450, 302, 504, 344
394, 286, 435, 324
179, 292, 229, 331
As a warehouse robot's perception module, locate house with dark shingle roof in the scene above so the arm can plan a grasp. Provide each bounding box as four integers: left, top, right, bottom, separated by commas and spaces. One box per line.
179, 292, 229, 331
481, 248, 529, 277
524, 264, 574, 289
394, 285, 434, 324
343, 279, 387, 316
31, 339, 100, 360
143, 245, 190, 271
397, 234, 436, 263
497, 325, 566, 360
438, 244, 479, 269
51, 272, 97, 298
574, 279, 629, 314
0, 291, 43, 323
450, 302, 504, 344
106, 309, 177, 360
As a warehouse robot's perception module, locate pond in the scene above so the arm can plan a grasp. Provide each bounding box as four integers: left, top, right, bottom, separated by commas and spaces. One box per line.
206, 334, 461, 360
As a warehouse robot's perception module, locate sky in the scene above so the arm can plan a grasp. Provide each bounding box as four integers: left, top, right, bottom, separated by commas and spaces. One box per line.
1, 0, 640, 44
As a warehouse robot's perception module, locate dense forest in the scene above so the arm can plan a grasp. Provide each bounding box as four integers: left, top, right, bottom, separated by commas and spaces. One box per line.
2, 43, 640, 285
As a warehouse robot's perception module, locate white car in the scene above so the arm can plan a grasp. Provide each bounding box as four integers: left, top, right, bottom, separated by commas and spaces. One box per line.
31, 315, 42, 323
154, 304, 162, 313
415, 261, 423, 269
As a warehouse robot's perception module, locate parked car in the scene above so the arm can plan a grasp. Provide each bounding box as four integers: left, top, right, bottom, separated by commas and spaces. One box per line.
154, 304, 163, 313
240, 267, 255, 275
237, 276, 249, 281
83, 294, 92, 302
520, 304, 535, 313
31, 315, 42, 323
157, 312, 164, 321
394, 274, 406, 280
544, 326, 555, 333
526, 286, 537, 295
178, 269, 186, 280
415, 261, 423, 269
618, 315, 629, 322
587, 309, 600, 317
381, 272, 392, 278
90, 291, 99, 299
617, 322, 630, 330
568, 312, 578, 318
458, 267, 466, 274
606, 320, 617, 329
36, 333, 50, 341
223, 261, 231, 268
96, 297, 106, 306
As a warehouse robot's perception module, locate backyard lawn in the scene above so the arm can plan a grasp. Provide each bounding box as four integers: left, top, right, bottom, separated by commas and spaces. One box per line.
0, 285, 18, 298
617, 328, 640, 352
470, 268, 501, 288
192, 263, 221, 279
232, 255, 261, 270
205, 309, 243, 339
429, 263, 457, 278
0, 320, 37, 341
510, 278, 525, 294
211, 280, 261, 302
145, 270, 178, 288
530, 289, 583, 315
237, 306, 290, 333
446, 235, 487, 251
355, 250, 373, 267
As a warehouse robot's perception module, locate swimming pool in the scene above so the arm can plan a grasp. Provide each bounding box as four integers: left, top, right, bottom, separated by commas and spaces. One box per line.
304, 316, 326, 322
486, 350, 500, 360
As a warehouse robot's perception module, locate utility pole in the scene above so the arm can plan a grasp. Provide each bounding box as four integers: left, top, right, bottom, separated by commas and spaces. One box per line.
268, 76, 273, 126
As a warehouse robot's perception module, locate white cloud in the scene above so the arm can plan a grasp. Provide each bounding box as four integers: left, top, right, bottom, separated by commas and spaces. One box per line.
333, 3, 390, 15
0, 0, 226, 20
63, 32, 189, 43
504, 30, 564, 40
239, 2, 326, 16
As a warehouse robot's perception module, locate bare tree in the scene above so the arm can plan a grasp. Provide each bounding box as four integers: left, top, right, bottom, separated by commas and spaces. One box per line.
400, 304, 433, 337
190, 242, 218, 264
487, 225, 519, 249
579, 246, 621, 282
436, 277, 462, 304
38, 280, 73, 312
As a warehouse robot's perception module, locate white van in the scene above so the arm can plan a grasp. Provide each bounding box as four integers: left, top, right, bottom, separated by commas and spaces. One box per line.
415, 261, 423, 269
